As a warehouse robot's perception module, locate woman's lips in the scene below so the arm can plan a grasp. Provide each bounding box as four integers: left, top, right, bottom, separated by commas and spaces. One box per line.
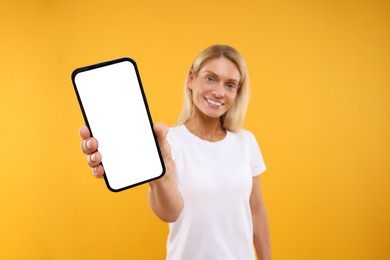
205, 97, 224, 107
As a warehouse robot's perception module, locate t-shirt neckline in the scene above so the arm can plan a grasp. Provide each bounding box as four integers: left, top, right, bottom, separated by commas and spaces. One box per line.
180, 124, 231, 145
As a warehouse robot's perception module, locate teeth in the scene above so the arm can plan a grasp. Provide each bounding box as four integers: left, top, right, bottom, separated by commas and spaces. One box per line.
207, 99, 223, 106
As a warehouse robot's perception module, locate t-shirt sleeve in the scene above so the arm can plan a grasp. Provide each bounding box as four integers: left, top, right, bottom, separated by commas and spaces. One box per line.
249, 132, 266, 177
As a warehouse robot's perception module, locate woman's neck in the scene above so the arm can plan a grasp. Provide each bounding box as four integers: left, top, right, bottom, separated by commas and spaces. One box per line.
185, 113, 226, 142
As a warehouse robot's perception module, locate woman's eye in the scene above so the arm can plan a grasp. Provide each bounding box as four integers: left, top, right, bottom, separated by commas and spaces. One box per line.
206, 76, 215, 82
226, 83, 236, 89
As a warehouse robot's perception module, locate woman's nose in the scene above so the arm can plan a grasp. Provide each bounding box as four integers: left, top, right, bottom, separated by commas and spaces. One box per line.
212, 84, 224, 97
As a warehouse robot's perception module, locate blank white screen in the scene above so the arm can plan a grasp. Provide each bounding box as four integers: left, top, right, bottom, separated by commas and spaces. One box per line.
74, 59, 164, 191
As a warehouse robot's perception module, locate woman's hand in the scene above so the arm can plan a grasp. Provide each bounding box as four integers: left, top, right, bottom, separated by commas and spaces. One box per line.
150, 122, 174, 181
79, 125, 104, 178
79, 123, 173, 179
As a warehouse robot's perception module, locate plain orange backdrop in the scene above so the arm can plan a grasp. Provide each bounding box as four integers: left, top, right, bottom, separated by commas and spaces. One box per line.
0, 0, 389, 259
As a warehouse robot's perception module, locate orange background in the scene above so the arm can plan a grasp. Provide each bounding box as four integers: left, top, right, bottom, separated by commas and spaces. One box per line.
1, 0, 389, 259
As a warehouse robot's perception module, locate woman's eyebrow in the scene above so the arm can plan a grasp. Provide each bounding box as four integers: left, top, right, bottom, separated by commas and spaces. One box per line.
203, 70, 219, 77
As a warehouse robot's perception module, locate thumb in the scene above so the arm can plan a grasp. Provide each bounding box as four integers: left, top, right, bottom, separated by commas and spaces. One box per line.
153, 122, 172, 161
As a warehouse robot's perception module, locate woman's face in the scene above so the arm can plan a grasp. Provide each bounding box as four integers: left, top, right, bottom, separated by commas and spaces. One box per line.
189, 57, 240, 120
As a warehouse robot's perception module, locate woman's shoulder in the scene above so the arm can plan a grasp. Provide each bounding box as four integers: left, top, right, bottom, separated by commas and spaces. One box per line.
168, 124, 186, 136
167, 124, 188, 143
230, 128, 257, 141
169, 124, 184, 131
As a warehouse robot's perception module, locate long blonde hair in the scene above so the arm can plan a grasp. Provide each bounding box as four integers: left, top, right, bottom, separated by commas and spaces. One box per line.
175, 45, 250, 132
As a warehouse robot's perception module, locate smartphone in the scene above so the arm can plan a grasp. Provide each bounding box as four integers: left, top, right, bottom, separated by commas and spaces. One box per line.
71, 57, 165, 192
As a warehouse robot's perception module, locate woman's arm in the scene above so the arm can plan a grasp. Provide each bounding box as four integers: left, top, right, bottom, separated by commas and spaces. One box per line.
147, 123, 184, 223
250, 175, 272, 260
148, 159, 183, 223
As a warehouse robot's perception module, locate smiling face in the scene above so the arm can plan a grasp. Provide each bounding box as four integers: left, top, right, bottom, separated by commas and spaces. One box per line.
188, 57, 241, 120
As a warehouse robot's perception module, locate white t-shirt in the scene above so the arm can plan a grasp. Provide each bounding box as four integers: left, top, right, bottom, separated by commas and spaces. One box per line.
166, 125, 266, 260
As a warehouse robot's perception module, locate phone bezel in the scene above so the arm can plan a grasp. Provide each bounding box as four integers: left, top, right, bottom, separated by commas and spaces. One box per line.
71, 57, 165, 192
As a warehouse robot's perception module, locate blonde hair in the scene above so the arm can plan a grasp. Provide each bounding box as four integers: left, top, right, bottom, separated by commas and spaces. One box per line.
175, 45, 250, 132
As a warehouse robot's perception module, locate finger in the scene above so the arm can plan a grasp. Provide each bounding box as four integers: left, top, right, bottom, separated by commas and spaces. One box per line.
92, 165, 104, 178
87, 151, 102, 167
79, 125, 91, 140
80, 137, 99, 155
154, 122, 168, 142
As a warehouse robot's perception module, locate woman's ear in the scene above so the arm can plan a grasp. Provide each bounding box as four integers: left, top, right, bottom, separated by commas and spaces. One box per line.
188, 70, 194, 89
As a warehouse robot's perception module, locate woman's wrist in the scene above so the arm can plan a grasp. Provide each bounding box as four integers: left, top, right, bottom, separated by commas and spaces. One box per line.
149, 159, 175, 187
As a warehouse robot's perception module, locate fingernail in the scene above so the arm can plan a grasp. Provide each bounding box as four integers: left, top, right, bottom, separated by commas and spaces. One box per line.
86, 140, 92, 149
93, 167, 97, 176
90, 153, 96, 162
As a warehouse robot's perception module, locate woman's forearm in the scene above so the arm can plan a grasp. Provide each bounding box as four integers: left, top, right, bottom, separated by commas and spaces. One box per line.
253, 204, 272, 260
148, 159, 184, 223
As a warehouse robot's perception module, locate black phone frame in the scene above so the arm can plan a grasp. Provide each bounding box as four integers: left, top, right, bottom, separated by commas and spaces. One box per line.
71, 57, 166, 192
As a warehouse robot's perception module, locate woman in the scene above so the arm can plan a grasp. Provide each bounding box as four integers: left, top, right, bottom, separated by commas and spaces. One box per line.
80, 45, 271, 260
